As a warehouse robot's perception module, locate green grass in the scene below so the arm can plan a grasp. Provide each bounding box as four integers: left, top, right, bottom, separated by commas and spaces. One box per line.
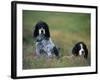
23, 10, 91, 69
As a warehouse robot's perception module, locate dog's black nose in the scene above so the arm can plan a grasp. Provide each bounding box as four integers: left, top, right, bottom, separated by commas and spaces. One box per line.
41, 30, 44, 34
82, 51, 84, 54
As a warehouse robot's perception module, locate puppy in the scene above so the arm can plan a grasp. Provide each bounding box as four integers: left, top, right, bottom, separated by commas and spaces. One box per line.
72, 42, 88, 59
33, 21, 60, 58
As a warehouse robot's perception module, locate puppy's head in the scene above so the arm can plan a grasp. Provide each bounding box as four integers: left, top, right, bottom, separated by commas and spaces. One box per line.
72, 42, 88, 59
33, 21, 50, 39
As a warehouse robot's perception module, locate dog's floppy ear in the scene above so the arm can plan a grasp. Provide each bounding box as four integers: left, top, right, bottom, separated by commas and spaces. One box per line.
72, 44, 79, 56
33, 25, 38, 38
83, 43, 88, 59
44, 22, 50, 38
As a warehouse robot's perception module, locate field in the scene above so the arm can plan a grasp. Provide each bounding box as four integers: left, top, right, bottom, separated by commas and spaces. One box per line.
23, 10, 91, 69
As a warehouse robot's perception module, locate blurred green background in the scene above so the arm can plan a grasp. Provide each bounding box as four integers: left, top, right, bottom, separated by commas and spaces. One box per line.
23, 10, 91, 69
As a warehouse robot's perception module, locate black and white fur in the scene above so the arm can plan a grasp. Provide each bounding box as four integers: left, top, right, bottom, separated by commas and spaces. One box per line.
33, 21, 59, 58
72, 42, 88, 59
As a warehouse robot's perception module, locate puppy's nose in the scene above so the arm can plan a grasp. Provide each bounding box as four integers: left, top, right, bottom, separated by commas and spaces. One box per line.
82, 51, 84, 54
41, 30, 44, 34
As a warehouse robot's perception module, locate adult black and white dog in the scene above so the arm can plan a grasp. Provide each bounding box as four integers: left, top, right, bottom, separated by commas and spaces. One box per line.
33, 21, 60, 59
72, 42, 88, 59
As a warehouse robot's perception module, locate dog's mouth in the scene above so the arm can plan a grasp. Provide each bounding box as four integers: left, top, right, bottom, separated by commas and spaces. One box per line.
36, 34, 45, 42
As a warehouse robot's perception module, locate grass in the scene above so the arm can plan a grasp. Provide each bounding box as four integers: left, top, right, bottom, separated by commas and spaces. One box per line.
23, 10, 91, 69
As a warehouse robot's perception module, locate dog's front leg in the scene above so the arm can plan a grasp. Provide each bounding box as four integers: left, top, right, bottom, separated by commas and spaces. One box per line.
35, 43, 41, 58
43, 46, 52, 58
36, 48, 40, 57
47, 52, 52, 58
46, 47, 53, 58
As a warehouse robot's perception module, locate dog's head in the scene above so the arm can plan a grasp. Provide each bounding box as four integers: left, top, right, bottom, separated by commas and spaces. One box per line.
72, 42, 88, 58
33, 21, 50, 39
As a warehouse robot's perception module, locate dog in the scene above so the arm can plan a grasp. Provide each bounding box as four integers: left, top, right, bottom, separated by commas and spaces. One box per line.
72, 42, 88, 59
33, 21, 60, 59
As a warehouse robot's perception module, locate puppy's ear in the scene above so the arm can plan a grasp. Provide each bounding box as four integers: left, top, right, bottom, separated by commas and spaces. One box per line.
72, 44, 79, 56
44, 23, 50, 38
33, 25, 38, 38
84, 44, 88, 59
